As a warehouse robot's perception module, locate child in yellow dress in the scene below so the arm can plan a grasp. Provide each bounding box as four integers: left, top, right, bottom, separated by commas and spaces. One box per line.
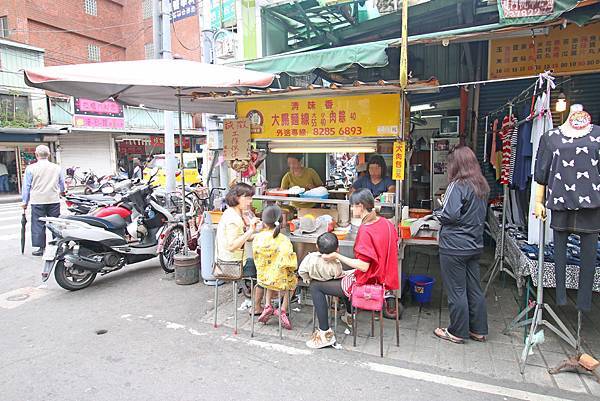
254, 206, 298, 330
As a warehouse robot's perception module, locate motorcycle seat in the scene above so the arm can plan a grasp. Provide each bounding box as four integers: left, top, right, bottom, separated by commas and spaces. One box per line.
66, 214, 128, 231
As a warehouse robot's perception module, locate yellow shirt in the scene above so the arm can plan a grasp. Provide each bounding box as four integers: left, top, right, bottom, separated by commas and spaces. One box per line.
216, 208, 245, 262
281, 168, 323, 208
280, 168, 323, 190
253, 230, 298, 291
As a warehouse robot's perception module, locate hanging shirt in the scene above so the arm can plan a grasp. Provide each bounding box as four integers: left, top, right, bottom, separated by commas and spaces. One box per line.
509, 123, 518, 186
499, 115, 515, 185
513, 102, 534, 191
528, 94, 553, 245
534, 125, 600, 211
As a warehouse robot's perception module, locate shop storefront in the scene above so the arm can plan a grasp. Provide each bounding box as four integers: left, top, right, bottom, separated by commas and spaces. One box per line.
0, 129, 62, 193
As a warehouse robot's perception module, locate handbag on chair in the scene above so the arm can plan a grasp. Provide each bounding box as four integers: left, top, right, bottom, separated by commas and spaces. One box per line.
351, 284, 384, 311
212, 232, 244, 281
212, 259, 243, 280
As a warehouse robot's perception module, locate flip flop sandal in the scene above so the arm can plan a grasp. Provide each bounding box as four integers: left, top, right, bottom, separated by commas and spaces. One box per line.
434, 328, 464, 344
249, 310, 263, 316
469, 333, 487, 342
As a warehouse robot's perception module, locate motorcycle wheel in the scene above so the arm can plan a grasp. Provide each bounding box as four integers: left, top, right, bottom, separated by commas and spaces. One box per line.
159, 226, 185, 274
54, 260, 97, 291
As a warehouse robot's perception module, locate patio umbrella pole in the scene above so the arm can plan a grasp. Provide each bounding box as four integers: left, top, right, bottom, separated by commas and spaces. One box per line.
177, 87, 189, 255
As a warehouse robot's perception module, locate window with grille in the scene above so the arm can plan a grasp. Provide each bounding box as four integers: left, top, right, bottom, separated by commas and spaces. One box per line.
142, 0, 153, 19
0, 16, 8, 38
0, 94, 31, 122
84, 0, 97, 16
88, 44, 101, 61
144, 43, 154, 59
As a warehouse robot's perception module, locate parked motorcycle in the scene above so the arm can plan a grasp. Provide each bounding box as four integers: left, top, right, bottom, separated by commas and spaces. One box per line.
64, 193, 117, 215
41, 171, 175, 291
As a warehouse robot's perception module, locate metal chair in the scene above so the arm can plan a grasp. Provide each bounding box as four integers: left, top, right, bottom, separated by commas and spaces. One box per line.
249, 284, 290, 339
352, 288, 400, 358
213, 277, 255, 336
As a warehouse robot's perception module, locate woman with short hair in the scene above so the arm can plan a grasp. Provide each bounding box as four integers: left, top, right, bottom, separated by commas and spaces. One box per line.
433, 146, 489, 344
216, 183, 264, 314
351, 155, 395, 198
306, 189, 399, 349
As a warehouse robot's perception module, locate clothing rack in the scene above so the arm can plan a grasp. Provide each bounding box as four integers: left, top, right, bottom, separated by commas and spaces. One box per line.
483, 101, 516, 296
499, 72, 584, 374
482, 72, 557, 296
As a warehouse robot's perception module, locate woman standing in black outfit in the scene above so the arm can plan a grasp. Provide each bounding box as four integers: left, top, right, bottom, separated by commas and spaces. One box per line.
434, 146, 489, 344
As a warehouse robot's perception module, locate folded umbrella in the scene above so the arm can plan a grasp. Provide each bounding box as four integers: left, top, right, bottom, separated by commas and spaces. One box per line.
20, 209, 27, 255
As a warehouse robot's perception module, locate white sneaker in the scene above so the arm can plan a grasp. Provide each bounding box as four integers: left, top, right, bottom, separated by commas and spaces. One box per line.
306, 329, 336, 349
340, 312, 353, 328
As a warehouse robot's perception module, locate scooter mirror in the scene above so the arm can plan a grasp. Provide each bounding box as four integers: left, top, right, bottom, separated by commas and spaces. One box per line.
102, 185, 115, 195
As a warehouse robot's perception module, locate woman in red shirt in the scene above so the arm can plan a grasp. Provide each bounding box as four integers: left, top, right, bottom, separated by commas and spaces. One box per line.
306, 189, 399, 349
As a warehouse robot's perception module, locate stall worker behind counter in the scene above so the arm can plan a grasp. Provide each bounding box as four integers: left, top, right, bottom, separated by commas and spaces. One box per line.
280, 153, 323, 190
351, 154, 395, 198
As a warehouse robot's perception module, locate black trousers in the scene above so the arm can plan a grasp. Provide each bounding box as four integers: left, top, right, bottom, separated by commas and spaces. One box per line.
553, 231, 597, 311
31, 203, 60, 248
439, 253, 488, 339
309, 280, 352, 331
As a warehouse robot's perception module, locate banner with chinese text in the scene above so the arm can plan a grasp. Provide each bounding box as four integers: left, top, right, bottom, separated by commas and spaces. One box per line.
489, 22, 600, 79
392, 141, 405, 181
223, 119, 251, 160
73, 98, 125, 130
500, 0, 554, 19
237, 94, 401, 140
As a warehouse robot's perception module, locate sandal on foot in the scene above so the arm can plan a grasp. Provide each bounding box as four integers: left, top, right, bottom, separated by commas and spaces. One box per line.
434, 328, 464, 344
469, 332, 486, 342
258, 305, 274, 324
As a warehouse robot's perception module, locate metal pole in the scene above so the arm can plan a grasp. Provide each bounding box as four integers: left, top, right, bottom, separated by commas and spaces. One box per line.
154, 0, 177, 194
177, 88, 189, 254
483, 115, 489, 163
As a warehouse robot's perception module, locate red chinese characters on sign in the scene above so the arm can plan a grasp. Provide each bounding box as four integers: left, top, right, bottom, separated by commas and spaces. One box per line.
223, 118, 251, 161
501, 0, 554, 19
150, 136, 191, 148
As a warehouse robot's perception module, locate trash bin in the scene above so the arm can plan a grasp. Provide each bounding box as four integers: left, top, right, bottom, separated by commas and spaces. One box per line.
174, 253, 200, 285
408, 275, 435, 303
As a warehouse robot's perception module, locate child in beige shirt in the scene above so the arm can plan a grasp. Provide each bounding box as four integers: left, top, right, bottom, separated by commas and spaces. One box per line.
299, 232, 344, 284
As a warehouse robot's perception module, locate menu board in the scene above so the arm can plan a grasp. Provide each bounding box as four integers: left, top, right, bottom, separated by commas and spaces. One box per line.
223, 118, 251, 161
488, 22, 600, 79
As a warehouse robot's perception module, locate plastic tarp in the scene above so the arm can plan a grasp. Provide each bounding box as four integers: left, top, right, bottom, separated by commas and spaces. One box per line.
242, 40, 392, 76
497, 0, 598, 26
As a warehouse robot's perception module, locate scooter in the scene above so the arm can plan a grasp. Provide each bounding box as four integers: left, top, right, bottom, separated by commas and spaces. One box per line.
41, 174, 175, 291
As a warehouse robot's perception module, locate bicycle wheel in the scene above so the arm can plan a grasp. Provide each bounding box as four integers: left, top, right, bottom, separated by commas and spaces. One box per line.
159, 226, 185, 273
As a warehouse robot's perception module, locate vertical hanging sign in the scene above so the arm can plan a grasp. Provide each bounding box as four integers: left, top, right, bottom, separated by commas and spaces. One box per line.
392, 141, 405, 181
399, 0, 409, 90
223, 118, 251, 161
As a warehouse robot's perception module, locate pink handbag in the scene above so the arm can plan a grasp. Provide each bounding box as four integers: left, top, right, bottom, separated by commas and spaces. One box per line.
351, 284, 385, 311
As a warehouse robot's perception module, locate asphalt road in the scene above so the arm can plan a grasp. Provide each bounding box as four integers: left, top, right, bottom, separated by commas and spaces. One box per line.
0, 202, 594, 401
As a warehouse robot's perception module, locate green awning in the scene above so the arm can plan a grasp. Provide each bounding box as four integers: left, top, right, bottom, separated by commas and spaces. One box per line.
239, 23, 503, 76
240, 40, 393, 76
498, 0, 599, 26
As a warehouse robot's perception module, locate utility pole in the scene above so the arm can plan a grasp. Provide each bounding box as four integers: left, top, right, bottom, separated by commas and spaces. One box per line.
153, 0, 177, 193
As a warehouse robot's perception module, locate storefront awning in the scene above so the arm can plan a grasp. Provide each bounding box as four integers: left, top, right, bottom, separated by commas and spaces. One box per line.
240, 40, 393, 76
238, 23, 539, 76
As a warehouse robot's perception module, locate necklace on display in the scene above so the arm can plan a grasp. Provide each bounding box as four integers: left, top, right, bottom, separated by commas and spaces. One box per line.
562, 111, 593, 138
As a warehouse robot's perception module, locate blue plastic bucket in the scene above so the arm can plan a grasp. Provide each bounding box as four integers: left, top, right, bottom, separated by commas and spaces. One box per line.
408, 275, 435, 303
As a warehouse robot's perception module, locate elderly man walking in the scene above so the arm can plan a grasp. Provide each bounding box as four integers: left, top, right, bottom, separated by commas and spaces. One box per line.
21, 145, 64, 256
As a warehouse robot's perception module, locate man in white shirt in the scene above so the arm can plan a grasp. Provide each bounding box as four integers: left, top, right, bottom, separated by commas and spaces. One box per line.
21, 145, 64, 256
0, 161, 9, 192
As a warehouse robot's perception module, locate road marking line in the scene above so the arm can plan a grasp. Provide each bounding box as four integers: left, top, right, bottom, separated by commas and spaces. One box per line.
0, 233, 20, 241
363, 362, 573, 401
0, 224, 22, 231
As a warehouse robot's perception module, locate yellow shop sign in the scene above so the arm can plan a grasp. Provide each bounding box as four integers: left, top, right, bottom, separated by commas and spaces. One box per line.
237, 93, 401, 140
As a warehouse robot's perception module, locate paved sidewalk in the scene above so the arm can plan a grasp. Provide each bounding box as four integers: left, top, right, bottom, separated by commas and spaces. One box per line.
201, 246, 600, 398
